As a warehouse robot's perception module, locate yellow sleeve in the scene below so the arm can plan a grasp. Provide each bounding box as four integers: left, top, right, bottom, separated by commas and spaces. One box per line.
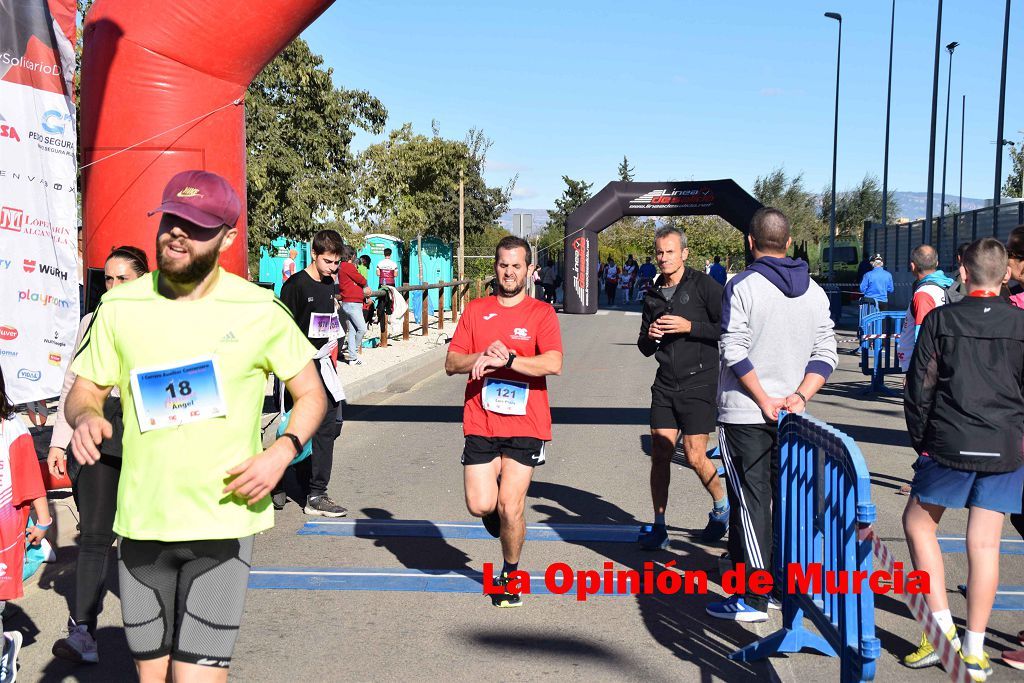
70, 303, 122, 388
263, 299, 316, 381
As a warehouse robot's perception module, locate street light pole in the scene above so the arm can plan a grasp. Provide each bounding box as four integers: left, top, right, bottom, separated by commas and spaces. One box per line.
994, 0, 1012, 215
939, 41, 959, 236
881, 0, 896, 239
925, 0, 944, 244
959, 95, 965, 212
825, 11, 842, 281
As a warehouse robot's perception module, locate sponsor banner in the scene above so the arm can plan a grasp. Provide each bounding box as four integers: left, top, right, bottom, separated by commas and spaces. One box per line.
0, 0, 79, 404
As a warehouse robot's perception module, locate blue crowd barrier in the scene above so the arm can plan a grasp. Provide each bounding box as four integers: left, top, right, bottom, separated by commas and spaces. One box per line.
730, 412, 879, 683
859, 310, 906, 394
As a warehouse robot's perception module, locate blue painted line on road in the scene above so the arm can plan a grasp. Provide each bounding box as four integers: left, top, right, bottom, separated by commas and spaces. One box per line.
249, 567, 626, 595
298, 519, 643, 543
956, 585, 1024, 611
938, 537, 1024, 555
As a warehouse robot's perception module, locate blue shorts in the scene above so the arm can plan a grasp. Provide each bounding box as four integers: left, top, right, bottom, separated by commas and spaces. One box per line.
910, 456, 1024, 514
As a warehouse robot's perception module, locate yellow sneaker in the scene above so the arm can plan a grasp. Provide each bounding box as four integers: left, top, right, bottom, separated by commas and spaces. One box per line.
962, 651, 993, 682
902, 627, 962, 669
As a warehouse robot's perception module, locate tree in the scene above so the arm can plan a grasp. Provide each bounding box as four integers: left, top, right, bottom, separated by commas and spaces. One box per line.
617, 155, 635, 182
538, 176, 593, 264
662, 215, 745, 271
463, 223, 512, 280
1003, 141, 1023, 198
246, 38, 386, 257
355, 123, 512, 244
820, 174, 900, 239
753, 169, 824, 248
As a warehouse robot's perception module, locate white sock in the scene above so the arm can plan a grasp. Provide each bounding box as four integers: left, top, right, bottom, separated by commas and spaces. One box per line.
932, 608, 955, 635
963, 630, 986, 658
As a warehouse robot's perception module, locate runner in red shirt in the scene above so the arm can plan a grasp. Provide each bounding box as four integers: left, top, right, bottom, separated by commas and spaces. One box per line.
446, 236, 563, 607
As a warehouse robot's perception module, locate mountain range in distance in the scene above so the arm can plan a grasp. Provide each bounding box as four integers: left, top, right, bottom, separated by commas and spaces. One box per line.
499, 191, 1001, 232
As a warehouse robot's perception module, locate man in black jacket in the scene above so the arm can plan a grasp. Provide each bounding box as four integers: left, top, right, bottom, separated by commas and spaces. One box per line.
636, 227, 726, 550
902, 238, 1024, 679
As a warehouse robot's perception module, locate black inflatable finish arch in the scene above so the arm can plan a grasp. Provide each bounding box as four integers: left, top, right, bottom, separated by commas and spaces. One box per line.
561, 180, 763, 314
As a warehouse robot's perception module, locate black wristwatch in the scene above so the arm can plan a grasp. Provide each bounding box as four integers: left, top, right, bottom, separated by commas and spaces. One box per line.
505, 352, 517, 369
279, 433, 303, 455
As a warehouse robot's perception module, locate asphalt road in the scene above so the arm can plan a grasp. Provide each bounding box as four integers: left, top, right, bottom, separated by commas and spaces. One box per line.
13, 301, 1024, 681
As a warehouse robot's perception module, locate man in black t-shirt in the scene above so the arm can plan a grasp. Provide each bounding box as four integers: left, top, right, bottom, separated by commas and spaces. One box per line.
274, 230, 348, 517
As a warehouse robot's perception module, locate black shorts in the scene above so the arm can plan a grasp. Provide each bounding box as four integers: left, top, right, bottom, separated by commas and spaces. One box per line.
462, 436, 547, 467
118, 536, 253, 667
650, 383, 717, 434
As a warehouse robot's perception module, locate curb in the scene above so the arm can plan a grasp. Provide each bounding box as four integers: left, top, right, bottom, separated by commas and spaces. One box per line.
344, 343, 449, 402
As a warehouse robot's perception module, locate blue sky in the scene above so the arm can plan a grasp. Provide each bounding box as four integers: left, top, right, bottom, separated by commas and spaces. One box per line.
303, 0, 1023, 213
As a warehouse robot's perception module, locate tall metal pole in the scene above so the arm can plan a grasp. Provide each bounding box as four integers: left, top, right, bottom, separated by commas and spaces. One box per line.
825, 12, 842, 281
939, 42, 958, 228
881, 0, 896, 237
959, 95, 965, 212
925, 0, 944, 244
458, 170, 465, 281
993, 0, 1011, 211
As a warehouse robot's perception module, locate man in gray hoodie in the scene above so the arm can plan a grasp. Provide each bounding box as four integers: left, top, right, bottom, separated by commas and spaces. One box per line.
706, 207, 838, 623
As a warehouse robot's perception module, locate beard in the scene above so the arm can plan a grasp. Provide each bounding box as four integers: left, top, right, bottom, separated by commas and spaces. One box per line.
157, 237, 223, 285
497, 277, 525, 297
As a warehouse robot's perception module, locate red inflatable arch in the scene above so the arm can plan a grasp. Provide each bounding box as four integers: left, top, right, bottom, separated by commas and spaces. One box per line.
79, 0, 334, 302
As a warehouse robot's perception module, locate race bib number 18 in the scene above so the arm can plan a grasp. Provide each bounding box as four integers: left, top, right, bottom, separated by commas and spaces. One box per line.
482, 377, 529, 416
130, 356, 228, 432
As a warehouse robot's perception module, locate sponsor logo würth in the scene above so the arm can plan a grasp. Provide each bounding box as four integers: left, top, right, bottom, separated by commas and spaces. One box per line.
628, 187, 715, 208
0, 326, 17, 341
22, 259, 35, 273
23, 259, 68, 281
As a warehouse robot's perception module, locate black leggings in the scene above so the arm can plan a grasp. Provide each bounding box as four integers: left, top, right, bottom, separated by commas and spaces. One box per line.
71, 454, 121, 628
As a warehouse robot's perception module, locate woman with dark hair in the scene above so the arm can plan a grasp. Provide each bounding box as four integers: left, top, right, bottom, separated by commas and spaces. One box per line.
46, 245, 148, 664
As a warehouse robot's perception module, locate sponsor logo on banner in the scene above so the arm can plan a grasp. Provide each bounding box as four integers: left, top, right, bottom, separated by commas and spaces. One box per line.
0, 52, 64, 77
22, 259, 68, 280
0, 169, 74, 193
48, 353, 61, 366
17, 369, 42, 382
0, 124, 20, 142
628, 186, 715, 210
0, 350, 16, 358
41, 110, 73, 135
0, 206, 24, 232
0, 259, 8, 269
0, 205, 74, 244
0, 326, 18, 341
43, 330, 67, 348
17, 289, 73, 308
572, 236, 589, 308
28, 130, 74, 158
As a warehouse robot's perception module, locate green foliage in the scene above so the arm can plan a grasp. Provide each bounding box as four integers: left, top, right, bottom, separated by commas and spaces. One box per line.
538, 176, 594, 265
753, 169, 824, 248
246, 39, 386, 255
463, 223, 512, 280
1003, 141, 1023, 198
355, 123, 512, 244
820, 174, 900, 239
662, 215, 745, 271
617, 155, 635, 182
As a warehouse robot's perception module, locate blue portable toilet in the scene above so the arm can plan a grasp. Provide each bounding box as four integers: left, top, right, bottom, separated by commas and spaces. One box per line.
357, 234, 404, 292
258, 238, 311, 296
409, 237, 453, 323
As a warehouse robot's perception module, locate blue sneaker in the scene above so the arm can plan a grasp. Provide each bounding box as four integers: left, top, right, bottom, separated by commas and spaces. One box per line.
701, 505, 730, 542
705, 596, 769, 622
638, 524, 669, 551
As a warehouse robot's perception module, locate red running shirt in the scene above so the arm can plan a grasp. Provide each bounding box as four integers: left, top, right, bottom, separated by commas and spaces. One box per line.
449, 296, 563, 440
0, 418, 45, 600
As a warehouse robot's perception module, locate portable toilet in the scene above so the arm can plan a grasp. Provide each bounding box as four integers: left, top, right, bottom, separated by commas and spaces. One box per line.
408, 237, 453, 322
358, 234, 404, 292
258, 237, 311, 296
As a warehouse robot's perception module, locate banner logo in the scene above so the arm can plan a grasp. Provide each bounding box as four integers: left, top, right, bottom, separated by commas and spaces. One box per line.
572, 236, 589, 308
0, 206, 24, 231
41, 110, 72, 135
22, 259, 35, 272
0, 124, 20, 142
48, 353, 61, 366
17, 369, 41, 382
0, 326, 17, 341
628, 187, 715, 209
17, 289, 73, 308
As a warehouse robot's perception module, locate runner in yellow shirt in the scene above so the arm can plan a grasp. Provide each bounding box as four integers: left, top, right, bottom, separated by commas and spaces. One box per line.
66, 170, 326, 682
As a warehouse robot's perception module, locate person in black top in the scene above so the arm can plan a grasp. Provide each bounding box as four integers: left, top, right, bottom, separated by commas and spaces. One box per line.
901, 238, 1024, 677
274, 230, 348, 517
636, 226, 727, 550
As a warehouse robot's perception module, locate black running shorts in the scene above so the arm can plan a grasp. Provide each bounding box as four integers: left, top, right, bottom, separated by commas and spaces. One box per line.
462, 435, 547, 467
118, 536, 254, 667
650, 383, 717, 434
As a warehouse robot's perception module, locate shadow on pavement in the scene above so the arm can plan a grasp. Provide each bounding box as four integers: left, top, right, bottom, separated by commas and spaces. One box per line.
826, 422, 910, 450
527, 481, 772, 680
359, 508, 475, 573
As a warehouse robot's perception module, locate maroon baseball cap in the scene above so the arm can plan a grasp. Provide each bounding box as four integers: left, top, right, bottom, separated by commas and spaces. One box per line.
148, 170, 242, 229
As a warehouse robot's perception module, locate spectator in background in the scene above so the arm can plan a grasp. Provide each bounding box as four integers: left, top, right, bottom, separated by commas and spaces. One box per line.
282, 248, 298, 282
950, 242, 971, 300
624, 255, 639, 300
604, 257, 619, 306
1004, 225, 1024, 672
47, 245, 149, 665
357, 254, 370, 280
377, 248, 398, 287
896, 245, 955, 373
338, 245, 371, 365
902, 238, 1024, 679
858, 253, 894, 310
617, 263, 633, 305
709, 255, 727, 286
856, 254, 873, 284
540, 264, 558, 304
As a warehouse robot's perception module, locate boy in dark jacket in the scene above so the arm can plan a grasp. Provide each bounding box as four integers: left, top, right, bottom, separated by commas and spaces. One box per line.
902, 237, 1024, 681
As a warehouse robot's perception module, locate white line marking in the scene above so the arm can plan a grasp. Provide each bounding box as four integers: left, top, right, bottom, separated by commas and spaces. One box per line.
625, 312, 641, 316
596, 310, 610, 316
